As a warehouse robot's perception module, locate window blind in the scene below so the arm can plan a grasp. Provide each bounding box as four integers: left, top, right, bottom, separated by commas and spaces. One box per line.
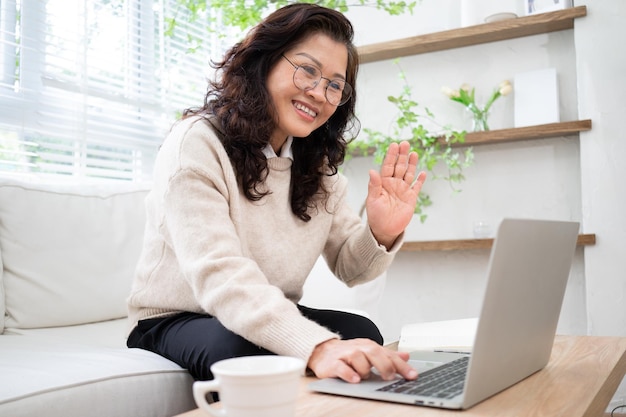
0, 0, 229, 182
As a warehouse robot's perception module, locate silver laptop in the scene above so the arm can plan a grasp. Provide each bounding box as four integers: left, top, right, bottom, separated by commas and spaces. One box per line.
309, 218, 579, 410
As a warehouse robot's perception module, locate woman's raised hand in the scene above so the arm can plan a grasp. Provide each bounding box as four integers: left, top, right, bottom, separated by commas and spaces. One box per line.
365, 141, 426, 249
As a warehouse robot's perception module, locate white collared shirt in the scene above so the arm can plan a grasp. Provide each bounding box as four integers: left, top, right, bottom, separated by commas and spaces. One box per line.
262, 136, 294, 160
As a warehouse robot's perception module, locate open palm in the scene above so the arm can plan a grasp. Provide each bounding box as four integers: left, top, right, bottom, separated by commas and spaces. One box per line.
365, 141, 426, 249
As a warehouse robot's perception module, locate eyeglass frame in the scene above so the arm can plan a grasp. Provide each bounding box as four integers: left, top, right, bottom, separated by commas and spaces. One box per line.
281, 54, 352, 106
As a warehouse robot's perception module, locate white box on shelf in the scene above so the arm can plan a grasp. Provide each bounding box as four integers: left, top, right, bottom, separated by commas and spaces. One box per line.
514, 68, 560, 128
525, 0, 573, 15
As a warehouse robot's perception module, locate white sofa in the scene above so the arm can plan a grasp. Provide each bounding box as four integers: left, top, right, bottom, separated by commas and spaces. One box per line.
0, 178, 195, 417
0, 177, 386, 417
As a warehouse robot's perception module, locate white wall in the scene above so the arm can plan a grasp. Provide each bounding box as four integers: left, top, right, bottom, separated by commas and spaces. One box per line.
317, 0, 626, 346
574, 1, 626, 339
297, 0, 626, 407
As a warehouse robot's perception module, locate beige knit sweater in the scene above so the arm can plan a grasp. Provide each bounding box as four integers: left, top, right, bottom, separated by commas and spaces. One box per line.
127, 116, 401, 362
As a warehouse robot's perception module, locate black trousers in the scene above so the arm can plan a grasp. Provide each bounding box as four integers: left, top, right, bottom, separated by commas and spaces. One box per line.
127, 305, 383, 381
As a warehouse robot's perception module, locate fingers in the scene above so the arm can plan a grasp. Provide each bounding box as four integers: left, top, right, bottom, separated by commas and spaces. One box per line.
344, 350, 373, 381
368, 168, 381, 190
391, 145, 410, 180
308, 339, 418, 384
404, 151, 419, 183
380, 141, 419, 184
411, 170, 427, 194
391, 352, 419, 381
366, 348, 417, 381
332, 359, 363, 384
379, 142, 399, 178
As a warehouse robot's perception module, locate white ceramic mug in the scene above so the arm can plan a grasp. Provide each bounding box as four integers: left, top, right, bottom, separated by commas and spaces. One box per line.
193, 355, 306, 417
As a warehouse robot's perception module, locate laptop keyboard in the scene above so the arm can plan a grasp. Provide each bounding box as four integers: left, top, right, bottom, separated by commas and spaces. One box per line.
376, 356, 469, 399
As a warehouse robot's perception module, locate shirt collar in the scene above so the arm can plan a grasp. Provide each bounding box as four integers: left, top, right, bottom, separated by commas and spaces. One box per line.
262, 136, 294, 160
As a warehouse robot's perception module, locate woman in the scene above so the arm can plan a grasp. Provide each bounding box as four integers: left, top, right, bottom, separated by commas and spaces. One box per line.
127, 3, 425, 384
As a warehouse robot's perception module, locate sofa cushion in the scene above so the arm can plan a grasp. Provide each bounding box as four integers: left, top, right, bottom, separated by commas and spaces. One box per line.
2, 317, 130, 348
0, 178, 150, 329
0, 334, 195, 417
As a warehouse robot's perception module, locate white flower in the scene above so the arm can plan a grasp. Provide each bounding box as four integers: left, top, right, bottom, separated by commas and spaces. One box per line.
499, 81, 513, 96
441, 86, 458, 98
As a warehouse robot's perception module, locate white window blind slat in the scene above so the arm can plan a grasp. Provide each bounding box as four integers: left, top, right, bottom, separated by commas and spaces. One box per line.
0, 0, 219, 182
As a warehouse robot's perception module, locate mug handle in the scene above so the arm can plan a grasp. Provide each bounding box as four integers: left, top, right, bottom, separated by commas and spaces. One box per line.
193, 380, 225, 417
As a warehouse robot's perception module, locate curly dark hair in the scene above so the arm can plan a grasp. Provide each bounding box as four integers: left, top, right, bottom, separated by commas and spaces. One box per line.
183, 3, 359, 222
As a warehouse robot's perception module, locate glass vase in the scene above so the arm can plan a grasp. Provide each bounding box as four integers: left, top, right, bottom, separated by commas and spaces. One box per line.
466, 104, 489, 132
468, 108, 490, 132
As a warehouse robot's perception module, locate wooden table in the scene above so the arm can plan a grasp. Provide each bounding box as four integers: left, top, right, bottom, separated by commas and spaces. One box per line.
175, 335, 626, 417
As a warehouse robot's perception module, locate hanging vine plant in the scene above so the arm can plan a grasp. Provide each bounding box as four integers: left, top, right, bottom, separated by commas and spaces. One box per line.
347, 61, 474, 222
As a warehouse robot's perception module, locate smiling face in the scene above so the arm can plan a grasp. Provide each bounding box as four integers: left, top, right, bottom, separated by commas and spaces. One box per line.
266, 33, 348, 151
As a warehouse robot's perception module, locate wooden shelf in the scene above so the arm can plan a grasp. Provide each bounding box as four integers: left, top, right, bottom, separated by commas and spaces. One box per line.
445, 119, 592, 148
356, 6, 594, 255
351, 120, 592, 157
400, 233, 596, 252
358, 6, 587, 63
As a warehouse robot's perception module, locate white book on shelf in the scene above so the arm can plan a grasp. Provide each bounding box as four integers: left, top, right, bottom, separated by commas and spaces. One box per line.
397, 317, 478, 354
514, 67, 560, 128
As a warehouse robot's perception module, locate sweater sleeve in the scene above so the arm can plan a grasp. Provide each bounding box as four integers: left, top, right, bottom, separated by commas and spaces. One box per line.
321, 173, 403, 287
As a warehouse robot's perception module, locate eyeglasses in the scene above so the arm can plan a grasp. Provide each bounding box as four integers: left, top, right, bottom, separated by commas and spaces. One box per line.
282, 55, 352, 106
